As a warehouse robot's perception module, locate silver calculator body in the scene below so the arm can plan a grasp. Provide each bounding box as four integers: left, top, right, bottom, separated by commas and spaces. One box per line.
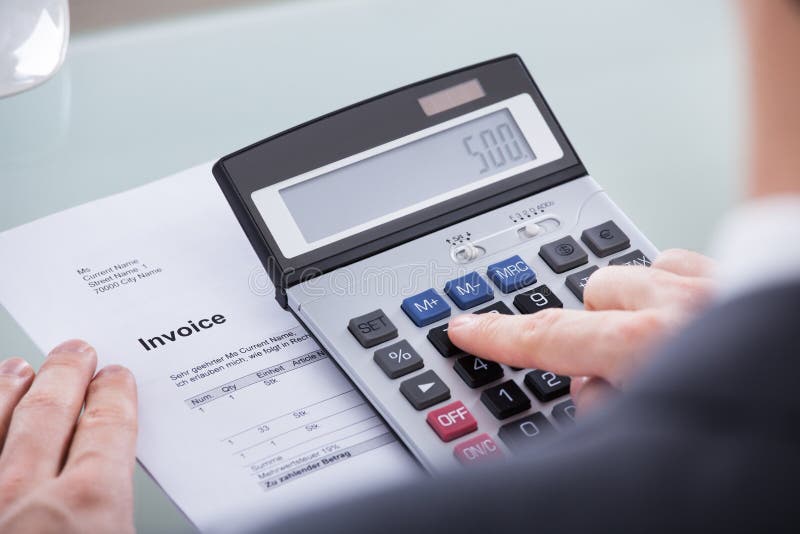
213, 55, 658, 473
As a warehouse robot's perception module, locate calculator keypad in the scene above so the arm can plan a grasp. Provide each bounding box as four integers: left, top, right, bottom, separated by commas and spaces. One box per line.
343, 216, 649, 467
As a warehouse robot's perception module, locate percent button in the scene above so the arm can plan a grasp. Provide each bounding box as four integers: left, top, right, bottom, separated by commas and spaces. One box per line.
374, 340, 424, 379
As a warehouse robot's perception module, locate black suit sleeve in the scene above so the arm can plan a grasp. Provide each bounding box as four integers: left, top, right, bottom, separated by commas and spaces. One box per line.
266, 282, 800, 534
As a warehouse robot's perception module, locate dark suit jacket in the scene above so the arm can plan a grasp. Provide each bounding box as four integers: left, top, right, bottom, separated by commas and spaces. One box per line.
270, 281, 800, 533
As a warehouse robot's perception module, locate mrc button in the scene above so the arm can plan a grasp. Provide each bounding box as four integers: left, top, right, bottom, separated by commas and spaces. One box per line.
581, 220, 630, 257
444, 271, 494, 310
347, 309, 398, 348
486, 255, 536, 293
401, 288, 451, 327
426, 401, 478, 442
539, 236, 588, 273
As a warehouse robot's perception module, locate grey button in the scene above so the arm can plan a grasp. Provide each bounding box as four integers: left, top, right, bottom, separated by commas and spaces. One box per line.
399, 370, 450, 410
539, 236, 588, 274
552, 399, 576, 426
565, 265, 599, 303
347, 309, 397, 348
609, 249, 652, 267
581, 220, 630, 257
374, 340, 423, 379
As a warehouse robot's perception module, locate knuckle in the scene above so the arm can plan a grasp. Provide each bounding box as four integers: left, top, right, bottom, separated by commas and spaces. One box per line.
68, 472, 110, 508
518, 309, 560, 350
669, 276, 714, 307
0, 466, 30, 503
81, 405, 136, 432
16, 390, 72, 415
618, 311, 665, 345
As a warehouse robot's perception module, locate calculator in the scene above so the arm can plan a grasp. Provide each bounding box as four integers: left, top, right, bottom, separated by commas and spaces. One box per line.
213, 55, 657, 473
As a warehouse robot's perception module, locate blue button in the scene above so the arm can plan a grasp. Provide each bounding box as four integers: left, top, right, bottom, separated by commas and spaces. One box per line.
486, 255, 537, 293
401, 288, 451, 327
444, 272, 494, 310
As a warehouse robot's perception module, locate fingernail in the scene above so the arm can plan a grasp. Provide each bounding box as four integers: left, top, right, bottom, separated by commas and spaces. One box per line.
0, 357, 33, 378
51, 339, 93, 354
448, 314, 479, 331
99, 364, 127, 375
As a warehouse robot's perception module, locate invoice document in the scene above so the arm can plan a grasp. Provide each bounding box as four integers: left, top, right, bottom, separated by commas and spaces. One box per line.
0, 163, 419, 531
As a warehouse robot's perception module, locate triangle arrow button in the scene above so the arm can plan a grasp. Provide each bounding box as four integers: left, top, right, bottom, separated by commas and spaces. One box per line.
418, 382, 435, 393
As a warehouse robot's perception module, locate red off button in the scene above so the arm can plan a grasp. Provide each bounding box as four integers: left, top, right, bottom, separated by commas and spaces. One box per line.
453, 433, 504, 466
426, 401, 478, 442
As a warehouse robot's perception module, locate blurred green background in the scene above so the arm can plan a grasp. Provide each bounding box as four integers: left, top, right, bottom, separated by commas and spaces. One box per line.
0, 0, 744, 531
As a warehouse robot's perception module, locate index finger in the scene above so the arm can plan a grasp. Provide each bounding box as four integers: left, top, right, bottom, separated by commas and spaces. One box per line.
63, 365, 138, 482
447, 308, 666, 385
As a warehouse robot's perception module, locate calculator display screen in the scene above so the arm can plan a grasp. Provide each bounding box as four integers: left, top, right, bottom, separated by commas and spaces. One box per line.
251, 93, 564, 258
279, 109, 535, 243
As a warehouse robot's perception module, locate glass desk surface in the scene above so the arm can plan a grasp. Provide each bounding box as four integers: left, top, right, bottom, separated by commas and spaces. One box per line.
0, 0, 743, 531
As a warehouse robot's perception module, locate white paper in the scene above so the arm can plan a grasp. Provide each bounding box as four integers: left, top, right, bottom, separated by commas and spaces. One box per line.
0, 163, 419, 532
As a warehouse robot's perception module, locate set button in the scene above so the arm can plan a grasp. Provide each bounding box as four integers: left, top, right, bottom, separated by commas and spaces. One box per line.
426, 401, 477, 442
347, 309, 397, 348
486, 254, 537, 293
401, 288, 451, 327
444, 272, 494, 310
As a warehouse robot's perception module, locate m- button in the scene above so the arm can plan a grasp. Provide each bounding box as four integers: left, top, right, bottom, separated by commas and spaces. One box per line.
347, 309, 398, 348
426, 401, 478, 442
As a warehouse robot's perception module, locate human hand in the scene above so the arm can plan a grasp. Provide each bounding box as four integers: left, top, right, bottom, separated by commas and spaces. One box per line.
0, 340, 137, 534
447, 249, 716, 415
